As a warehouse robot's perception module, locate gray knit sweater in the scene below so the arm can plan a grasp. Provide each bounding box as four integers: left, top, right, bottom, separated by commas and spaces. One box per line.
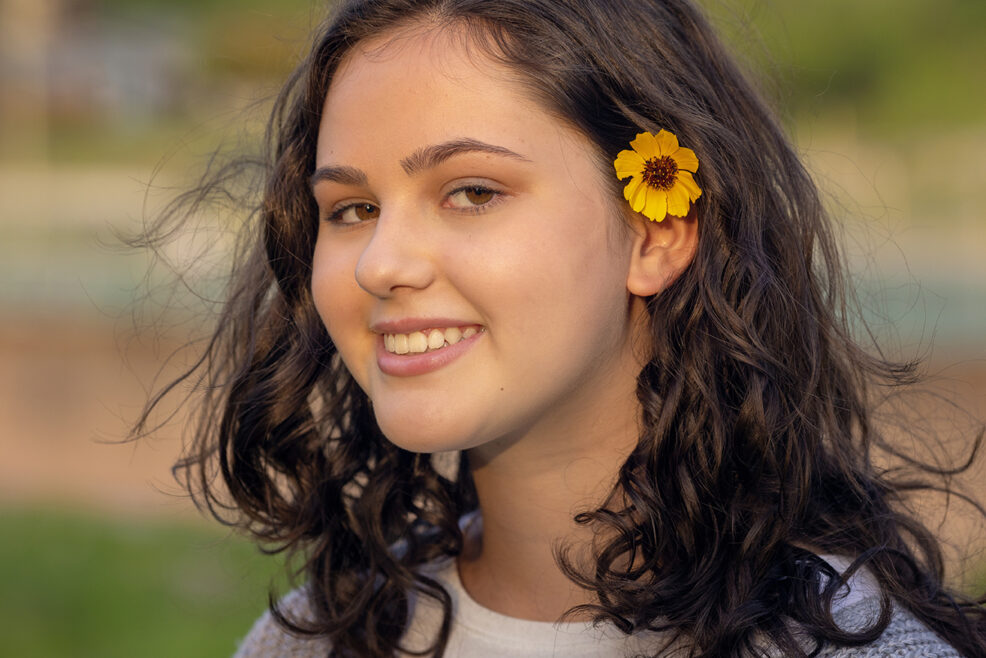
233, 559, 961, 657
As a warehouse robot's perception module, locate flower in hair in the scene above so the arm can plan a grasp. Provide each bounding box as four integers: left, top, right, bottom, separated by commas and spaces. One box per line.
614, 130, 701, 221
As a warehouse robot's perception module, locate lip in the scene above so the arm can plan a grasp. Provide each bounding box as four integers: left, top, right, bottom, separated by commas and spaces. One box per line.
370, 317, 478, 334
375, 326, 484, 377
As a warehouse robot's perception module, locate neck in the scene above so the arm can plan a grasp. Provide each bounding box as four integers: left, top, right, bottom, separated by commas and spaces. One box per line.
458, 387, 639, 622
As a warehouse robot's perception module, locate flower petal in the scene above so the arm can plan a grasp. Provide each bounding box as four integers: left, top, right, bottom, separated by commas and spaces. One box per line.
672, 147, 699, 173
643, 189, 668, 221
623, 176, 643, 201
629, 132, 659, 159
614, 150, 645, 179
630, 178, 649, 213
666, 181, 691, 217
676, 170, 702, 201
655, 130, 679, 157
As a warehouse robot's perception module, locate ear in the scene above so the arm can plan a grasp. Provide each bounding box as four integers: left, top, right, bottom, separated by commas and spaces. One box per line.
626, 205, 698, 297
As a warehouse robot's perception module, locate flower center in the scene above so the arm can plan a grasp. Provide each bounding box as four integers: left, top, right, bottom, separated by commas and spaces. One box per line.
642, 156, 678, 190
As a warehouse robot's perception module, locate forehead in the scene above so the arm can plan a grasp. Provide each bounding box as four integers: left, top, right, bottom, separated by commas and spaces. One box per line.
336, 22, 517, 86
316, 24, 592, 166
329, 23, 531, 108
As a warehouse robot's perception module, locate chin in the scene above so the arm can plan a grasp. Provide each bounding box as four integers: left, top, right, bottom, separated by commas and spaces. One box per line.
374, 413, 485, 455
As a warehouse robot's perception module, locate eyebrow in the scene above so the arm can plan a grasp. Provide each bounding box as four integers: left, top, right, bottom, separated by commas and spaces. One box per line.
399, 138, 529, 175
309, 165, 368, 188
309, 138, 529, 189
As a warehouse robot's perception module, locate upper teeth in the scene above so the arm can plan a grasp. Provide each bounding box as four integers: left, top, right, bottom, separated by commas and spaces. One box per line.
384, 326, 479, 354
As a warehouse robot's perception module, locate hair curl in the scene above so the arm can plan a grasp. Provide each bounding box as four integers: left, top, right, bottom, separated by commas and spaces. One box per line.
132, 0, 986, 656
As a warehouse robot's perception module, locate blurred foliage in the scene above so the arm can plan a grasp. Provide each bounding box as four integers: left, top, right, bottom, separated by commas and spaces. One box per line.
0, 505, 290, 658
35, 0, 984, 165
705, 0, 986, 135
96, 0, 317, 78
35, 0, 318, 164
98, 0, 313, 12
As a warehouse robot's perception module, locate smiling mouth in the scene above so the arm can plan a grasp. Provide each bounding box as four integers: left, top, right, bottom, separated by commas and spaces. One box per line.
383, 326, 482, 355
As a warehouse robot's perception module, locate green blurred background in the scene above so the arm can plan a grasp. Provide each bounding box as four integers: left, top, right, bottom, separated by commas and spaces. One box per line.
0, 0, 983, 656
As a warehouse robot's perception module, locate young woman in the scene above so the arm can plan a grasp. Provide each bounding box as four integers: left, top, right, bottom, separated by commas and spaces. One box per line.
135, 0, 986, 655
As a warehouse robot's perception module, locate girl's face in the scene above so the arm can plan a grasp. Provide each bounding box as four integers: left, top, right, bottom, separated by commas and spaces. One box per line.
311, 27, 648, 454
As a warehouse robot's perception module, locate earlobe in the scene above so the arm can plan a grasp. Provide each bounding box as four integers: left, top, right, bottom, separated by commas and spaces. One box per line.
626, 205, 698, 297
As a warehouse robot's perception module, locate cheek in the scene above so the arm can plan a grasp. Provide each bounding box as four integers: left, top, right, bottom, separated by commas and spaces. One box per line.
513, 220, 630, 310
446, 216, 630, 345
310, 238, 358, 338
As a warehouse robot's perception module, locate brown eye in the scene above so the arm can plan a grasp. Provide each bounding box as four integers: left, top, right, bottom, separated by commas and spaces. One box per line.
463, 187, 495, 205
329, 202, 380, 224
354, 204, 379, 221
446, 185, 501, 211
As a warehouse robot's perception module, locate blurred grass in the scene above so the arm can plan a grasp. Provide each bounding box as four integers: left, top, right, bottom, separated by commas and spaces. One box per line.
0, 505, 290, 658
1, 506, 982, 658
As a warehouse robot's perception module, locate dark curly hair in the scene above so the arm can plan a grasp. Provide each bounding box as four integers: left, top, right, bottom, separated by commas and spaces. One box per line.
132, 0, 986, 656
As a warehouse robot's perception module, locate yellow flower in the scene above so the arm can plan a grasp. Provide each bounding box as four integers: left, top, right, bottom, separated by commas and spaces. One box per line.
613, 130, 702, 221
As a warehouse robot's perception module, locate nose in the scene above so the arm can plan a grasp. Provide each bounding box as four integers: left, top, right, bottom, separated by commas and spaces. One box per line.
354, 210, 436, 298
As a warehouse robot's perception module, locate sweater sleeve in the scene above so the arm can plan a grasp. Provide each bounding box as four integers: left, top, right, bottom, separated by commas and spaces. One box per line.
818, 597, 962, 658
232, 588, 332, 658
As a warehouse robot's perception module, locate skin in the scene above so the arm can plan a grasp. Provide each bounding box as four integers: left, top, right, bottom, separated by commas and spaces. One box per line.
310, 25, 696, 621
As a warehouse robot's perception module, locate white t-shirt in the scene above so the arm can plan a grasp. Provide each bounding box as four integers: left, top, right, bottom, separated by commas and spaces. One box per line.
398, 557, 670, 657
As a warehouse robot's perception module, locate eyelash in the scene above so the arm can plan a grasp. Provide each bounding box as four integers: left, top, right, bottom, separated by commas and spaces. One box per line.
325, 202, 378, 225
442, 184, 505, 214
323, 184, 504, 224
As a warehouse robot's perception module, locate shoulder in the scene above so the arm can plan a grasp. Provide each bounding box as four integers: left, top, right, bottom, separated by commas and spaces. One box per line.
817, 597, 962, 657
808, 555, 961, 657
230, 559, 454, 658
232, 587, 332, 658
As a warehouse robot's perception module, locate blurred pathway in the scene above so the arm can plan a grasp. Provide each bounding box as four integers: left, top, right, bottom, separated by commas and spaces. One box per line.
0, 312, 197, 518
